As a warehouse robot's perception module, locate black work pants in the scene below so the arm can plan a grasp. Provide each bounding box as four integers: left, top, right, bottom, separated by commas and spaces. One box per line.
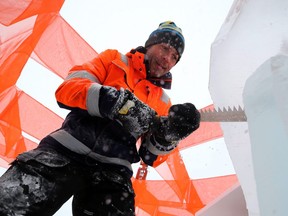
0, 148, 135, 216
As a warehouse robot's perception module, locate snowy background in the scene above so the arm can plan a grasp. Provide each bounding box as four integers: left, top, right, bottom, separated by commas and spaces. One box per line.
0, 0, 235, 215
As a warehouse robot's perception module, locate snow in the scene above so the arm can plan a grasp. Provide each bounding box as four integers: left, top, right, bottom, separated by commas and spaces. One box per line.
0, 167, 73, 215
209, 0, 288, 215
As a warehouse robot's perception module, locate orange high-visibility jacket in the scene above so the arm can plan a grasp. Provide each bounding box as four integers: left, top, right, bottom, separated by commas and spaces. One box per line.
46, 49, 175, 175
56, 49, 171, 115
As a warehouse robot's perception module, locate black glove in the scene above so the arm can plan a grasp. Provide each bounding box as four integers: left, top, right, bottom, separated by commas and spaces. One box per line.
155, 103, 200, 142
99, 86, 156, 137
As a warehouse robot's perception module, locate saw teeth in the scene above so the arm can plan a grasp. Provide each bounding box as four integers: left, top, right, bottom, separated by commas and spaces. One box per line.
199, 105, 247, 122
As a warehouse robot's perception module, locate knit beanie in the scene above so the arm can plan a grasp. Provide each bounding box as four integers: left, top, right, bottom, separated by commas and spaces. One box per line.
145, 21, 185, 60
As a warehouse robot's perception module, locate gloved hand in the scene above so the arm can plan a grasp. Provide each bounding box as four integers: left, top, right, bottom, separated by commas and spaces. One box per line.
155, 103, 200, 142
99, 86, 156, 137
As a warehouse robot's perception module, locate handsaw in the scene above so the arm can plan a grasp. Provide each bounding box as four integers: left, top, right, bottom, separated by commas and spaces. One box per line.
119, 99, 247, 123
199, 106, 247, 122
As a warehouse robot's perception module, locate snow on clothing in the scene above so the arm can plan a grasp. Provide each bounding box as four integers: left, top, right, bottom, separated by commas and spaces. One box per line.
0, 48, 179, 216
0, 20, 197, 216
0, 148, 135, 216
41, 48, 177, 176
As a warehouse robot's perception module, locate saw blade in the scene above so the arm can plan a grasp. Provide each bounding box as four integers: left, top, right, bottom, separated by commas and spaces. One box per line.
199, 106, 247, 122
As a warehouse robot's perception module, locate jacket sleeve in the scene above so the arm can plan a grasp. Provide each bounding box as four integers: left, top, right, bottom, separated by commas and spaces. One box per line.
138, 133, 178, 167
55, 49, 119, 116
138, 95, 176, 168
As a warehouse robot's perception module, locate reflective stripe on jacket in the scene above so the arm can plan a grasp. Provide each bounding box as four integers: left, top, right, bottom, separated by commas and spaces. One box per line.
56, 49, 171, 116
47, 49, 173, 170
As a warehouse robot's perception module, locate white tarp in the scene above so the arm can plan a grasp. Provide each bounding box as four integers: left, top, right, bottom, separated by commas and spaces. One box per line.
209, 0, 288, 215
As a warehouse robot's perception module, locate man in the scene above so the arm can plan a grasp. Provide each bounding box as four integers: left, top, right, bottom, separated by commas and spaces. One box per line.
0, 21, 200, 216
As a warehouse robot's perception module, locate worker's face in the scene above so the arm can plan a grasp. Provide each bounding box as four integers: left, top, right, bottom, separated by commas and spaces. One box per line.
146, 43, 179, 77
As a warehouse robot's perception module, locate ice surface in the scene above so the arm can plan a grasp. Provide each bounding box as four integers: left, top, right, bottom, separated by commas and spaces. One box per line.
209, 0, 288, 215
243, 55, 288, 216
